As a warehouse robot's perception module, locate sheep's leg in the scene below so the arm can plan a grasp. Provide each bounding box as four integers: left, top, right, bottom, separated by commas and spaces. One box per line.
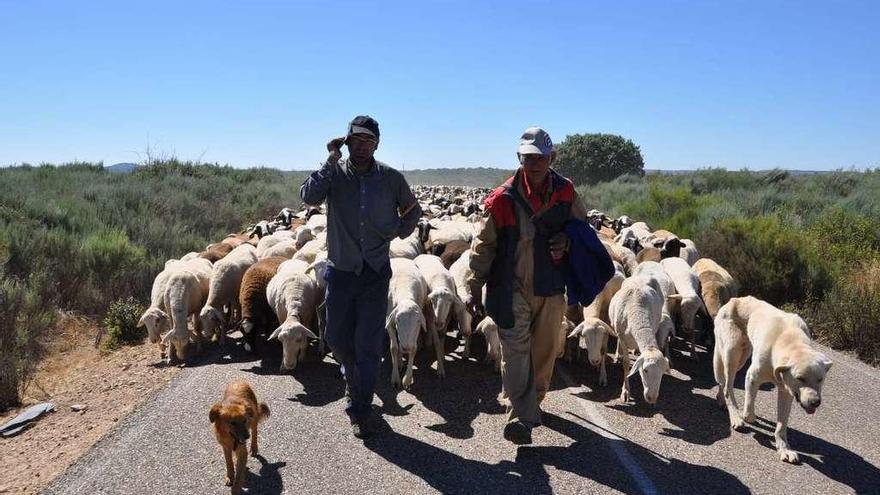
599, 351, 607, 387
687, 326, 697, 360
619, 347, 631, 402
462, 334, 471, 359
403, 350, 415, 390
389, 330, 402, 389
431, 328, 445, 379
774, 389, 799, 463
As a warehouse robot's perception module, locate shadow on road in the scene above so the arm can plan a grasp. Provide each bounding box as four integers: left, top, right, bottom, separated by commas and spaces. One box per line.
746, 416, 880, 494
246, 454, 286, 495
364, 411, 750, 495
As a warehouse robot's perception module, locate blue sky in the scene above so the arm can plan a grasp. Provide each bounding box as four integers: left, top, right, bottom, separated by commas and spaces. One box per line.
1, 0, 877, 170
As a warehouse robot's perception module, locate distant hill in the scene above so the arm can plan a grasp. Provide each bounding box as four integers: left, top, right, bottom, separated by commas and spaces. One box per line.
107, 162, 139, 173
402, 167, 511, 187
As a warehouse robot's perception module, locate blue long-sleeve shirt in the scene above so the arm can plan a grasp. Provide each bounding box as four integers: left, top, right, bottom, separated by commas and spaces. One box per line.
300, 158, 421, 275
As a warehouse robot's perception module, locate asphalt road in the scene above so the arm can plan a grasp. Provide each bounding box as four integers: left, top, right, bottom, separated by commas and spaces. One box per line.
45, 333, 880, 494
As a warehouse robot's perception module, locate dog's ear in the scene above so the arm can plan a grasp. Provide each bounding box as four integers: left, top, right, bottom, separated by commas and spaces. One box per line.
209, 404, 221, 423
773, 364, 791, 384
817, 353, 833, 373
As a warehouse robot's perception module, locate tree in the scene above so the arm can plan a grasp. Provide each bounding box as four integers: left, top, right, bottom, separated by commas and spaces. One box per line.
553, 133, 645, 185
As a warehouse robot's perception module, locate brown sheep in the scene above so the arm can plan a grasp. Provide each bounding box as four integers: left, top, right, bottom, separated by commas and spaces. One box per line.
221, 233, 256, 249
636, 246, 662, 264
692, 258, 738, 317
200, 242, 234, 263
439, 240, 470, 269
239, 256, 288, 352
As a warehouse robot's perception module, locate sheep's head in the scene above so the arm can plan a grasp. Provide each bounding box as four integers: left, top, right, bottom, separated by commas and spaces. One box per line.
268, 321, 317, 372
476, 317, 502, 370
305, 257, 331, 291
199, 306, 225, 340
660, 238, 684, 259
680, 295, 707, 330
139, 307, 170, 344
294, 227, 314, 250
627, 347, 669, 404
387, 301, 426, 355
161, 329, 190, 361
569, 318, 613, 368
427, 288, 456, 331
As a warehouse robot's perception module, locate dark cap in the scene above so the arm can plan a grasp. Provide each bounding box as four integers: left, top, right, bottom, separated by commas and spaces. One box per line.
347, 115, 380, 140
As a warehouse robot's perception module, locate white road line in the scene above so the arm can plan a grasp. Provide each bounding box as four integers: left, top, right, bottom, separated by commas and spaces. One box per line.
555, 365, 661, 495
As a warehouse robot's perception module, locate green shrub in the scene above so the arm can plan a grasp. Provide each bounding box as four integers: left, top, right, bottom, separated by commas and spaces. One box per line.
696, 216, 832, 305
805, 260, 880, 365
102, 297, 147, 350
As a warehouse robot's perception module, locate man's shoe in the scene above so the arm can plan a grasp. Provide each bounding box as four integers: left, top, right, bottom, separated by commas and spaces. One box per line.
503, 421, 533, 445
352, 419, 373, 439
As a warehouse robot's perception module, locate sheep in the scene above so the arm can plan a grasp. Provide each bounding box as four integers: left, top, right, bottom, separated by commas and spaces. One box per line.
636, 246, 662, 264
633, 261, 679, 361
679, 239, 699, 266
414, 254, 466, 379
160, 258, 213, 363
199, 244, 258, 344
221, 233, 254, 249
567, 262, 626, 386
305, 214, 327, 235
180, 251, 200, 261
387, 258, 429, 390
199, 242, 234, 263
439, 240, 470, 269
390, 230, 422, 259
266, 259, 319, 371
249, 220, 275, 239
138, 259, 184, 345
292, 232, 327, 264
259, 239, 297, 260
602, 240, 638, 276
239, 256, 288, 353
449, 249, 475, 340
692, 258, 739, 318
474, 316, 502, 371
608, 275, 674, 404
425, 220, 473, 254
661, 257, 709, 359
293, 226, 315, 250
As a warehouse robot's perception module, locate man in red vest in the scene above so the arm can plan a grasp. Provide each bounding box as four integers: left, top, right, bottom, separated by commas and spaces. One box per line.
468, 127, 586, 444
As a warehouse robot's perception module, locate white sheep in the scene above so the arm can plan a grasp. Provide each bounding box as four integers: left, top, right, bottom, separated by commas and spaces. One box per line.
266, 259, 319, 371
180, 251, 200, 261
199, 244, 258, 344
138, 259, 184, 345
449, 249, 475, 339
259, 239, 297, 260
387, 258, 429, 390
305, 214, 327, 235
679, 239, 699, 266
661, 257, 708, 358
473, 316, 502, 371
633, 261, 678, 361
390, 230, 423, 259
414, 254, 466, 379
567, 262, 626, 386
608, 275, 674, 404
160, 258, 213, 363
293, 225, 315, 250
292, 232, 327, 264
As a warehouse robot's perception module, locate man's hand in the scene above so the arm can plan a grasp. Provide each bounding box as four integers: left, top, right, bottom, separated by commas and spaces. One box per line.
466, 282, 485, 320
549, 231, 570, 261
326, 136, 346, 163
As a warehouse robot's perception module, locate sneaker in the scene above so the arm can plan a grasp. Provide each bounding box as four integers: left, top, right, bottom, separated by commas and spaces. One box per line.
352, 419, 373, 439
503, 421, 533, 445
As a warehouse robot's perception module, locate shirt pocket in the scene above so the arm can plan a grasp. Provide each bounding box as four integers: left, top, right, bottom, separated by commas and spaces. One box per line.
370, 190, 400, 241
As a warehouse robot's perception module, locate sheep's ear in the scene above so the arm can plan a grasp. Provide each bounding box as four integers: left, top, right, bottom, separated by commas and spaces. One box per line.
299, 325, 318, 340
267, 326, 282, 341
599, 320, 616, 337
161, 330, 173, 345
567, 322, 584, 340
209, 404, 221, 423
661, 356, 670, 373
773, 364, 791, 384
666, 294, 683, 302
137, 315, 146, 328
627, 355, 644, 378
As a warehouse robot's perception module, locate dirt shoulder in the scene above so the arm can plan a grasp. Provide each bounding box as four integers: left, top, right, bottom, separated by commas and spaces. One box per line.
0, 317, 178, 494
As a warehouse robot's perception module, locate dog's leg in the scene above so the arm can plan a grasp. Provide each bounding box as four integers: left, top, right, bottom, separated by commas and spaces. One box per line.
713, 345, 725, 408
775, 388, 799, 463
232, 444, 248, 494
741, 365, 761, 424
251, 420, 259, 457
222, 445, 234, 486
722, 349, 746, 430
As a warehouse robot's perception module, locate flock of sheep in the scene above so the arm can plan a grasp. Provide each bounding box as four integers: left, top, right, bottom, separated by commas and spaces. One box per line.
135, 185, 743, 403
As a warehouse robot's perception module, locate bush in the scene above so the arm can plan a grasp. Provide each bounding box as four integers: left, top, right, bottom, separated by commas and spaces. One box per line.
805, 260, 880, 365
101, 297, 147, 350
696, 216, 832, 305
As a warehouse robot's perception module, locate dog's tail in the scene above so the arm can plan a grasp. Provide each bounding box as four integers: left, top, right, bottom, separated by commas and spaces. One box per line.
258, 401, 271, 422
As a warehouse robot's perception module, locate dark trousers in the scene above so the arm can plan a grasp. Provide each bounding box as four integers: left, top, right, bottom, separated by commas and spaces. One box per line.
323, 262, 391, 423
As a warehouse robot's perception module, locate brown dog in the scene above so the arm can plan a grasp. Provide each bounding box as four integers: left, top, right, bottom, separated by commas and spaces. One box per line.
209, 380, 270, 493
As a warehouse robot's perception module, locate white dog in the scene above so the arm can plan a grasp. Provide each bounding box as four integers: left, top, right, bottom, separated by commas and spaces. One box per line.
713, 296, 833, 463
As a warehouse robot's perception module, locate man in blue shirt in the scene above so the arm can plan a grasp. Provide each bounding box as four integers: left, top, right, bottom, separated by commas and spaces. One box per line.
300, 115, 421, 438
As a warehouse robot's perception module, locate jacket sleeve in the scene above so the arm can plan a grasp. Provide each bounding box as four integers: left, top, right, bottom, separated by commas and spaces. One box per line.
396, 175, 421, 239
570, 188, 587, 220
300, 159, 338, 206
468, 212, 498, 291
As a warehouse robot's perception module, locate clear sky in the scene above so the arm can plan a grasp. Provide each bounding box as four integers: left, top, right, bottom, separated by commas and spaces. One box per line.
1, 0, 877, 170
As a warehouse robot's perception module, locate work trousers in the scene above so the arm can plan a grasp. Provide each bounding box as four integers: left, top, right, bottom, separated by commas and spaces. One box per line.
499, 290, 566, 427
323, 262, 391, 423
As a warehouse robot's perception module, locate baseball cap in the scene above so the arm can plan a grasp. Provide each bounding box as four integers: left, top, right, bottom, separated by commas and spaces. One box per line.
518, 126, 553, 156
347, 115, 380, 140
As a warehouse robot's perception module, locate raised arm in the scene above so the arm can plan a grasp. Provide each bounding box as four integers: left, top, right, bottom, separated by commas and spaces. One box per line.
300, 137, 345, 205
